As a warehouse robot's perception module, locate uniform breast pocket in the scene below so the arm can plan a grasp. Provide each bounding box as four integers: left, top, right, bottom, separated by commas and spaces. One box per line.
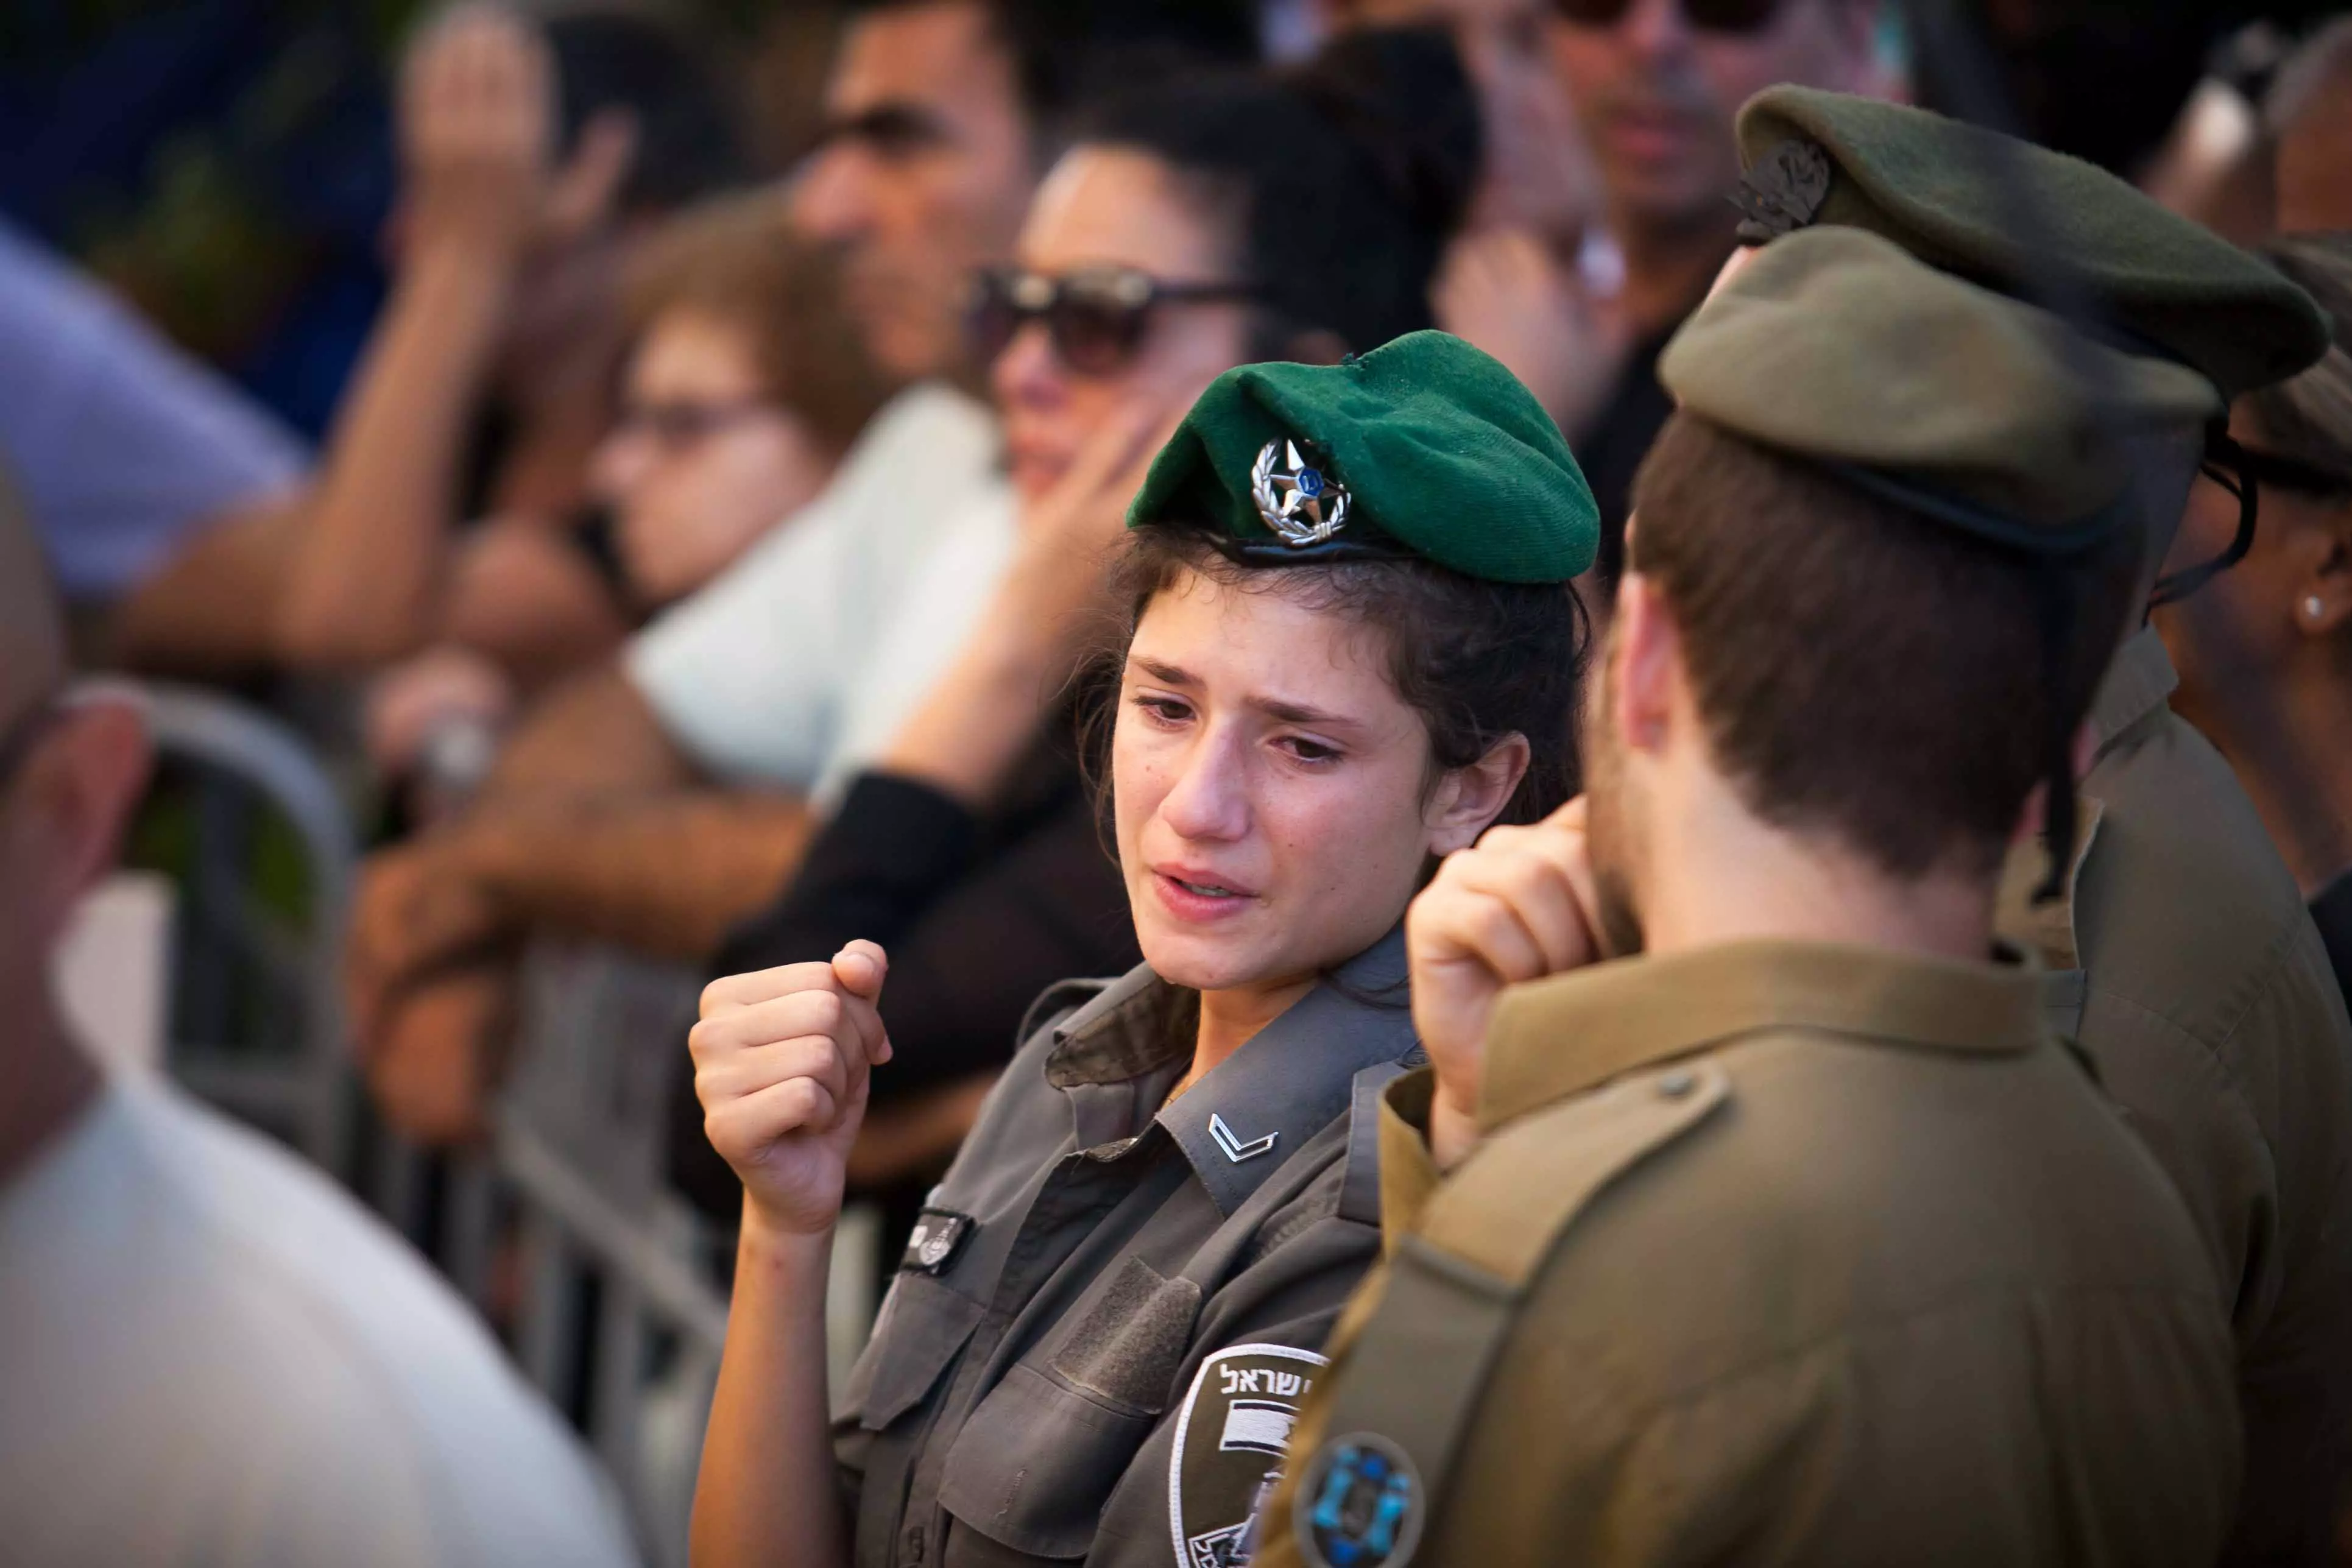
937, 1255, 1201, 1560
936, 1364, 1162, 1561
851, 1272, 987, 1433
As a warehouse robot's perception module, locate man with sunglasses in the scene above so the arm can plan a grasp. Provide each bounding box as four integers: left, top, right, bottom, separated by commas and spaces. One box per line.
0, 514, 637, 1564
1547, 0, 1882, 587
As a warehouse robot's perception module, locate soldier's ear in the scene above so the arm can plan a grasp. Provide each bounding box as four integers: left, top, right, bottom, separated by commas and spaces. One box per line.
1426, 733, 1531, 855
1610, 572, 1683, 760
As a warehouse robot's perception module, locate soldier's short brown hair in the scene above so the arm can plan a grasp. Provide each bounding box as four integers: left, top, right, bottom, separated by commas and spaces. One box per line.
1626, 412, 2141, 881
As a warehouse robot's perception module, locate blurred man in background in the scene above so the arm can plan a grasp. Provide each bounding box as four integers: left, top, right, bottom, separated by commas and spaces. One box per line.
0, 501, 638, 1568
1547, 0, 1882, 588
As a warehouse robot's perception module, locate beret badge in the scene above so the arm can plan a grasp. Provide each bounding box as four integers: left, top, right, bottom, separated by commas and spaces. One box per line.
1731, 138, 1832, 245
1251, 438, 1352, 547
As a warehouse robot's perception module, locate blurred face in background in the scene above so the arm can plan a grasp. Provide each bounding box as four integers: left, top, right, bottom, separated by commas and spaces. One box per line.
986, 146, 1257, 501
1343, 0, 1600, 238
1549, 0, 1876, 238
2158, 403, 2352, 736
789, 0, 1037, 380
588, 308, 834, 608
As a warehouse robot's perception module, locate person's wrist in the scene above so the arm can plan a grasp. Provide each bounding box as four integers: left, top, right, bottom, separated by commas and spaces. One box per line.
740, 1198, 840, 1259
403, 214, 532, 283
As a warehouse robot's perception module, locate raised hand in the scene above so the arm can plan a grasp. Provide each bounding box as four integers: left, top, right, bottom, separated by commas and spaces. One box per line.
1433, 228, 1630, 439
691, 942, 895, 1237
1002, 398, 1181, 635
397, 7, 557, 260
347, 838, 510, 1060
1405, 798, 1604, 1168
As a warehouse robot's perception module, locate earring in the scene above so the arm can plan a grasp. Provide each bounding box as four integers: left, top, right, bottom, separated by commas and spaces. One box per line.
2307, 596, 2328, 622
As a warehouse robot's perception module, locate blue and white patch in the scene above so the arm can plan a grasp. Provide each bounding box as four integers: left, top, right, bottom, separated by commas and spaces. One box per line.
1294, 1431, 1424, 1568
1168, 1343, 1327, 1568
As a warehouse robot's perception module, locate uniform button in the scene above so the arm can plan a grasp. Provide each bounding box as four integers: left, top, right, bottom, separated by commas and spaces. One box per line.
1658, 1070, 1697, 1099
902, 1523, 927, 1563
1086, 1135, 1140, 1162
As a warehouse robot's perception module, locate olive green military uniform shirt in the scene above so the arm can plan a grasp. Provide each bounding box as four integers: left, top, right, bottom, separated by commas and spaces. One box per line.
832, 931, 1419, 1568
1997, 627, 2352, 1566
1256, 940, 2241, 1568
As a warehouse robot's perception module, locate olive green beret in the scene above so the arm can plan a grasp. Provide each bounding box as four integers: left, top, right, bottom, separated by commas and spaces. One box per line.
1125, 330, 1598, 584
1661, 225, 2223, 528
1734, 86, 2329, 400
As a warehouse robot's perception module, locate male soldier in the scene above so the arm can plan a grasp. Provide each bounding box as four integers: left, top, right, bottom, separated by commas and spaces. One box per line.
1252, 227, 2247, 1563
1726, 87, 2352, 1565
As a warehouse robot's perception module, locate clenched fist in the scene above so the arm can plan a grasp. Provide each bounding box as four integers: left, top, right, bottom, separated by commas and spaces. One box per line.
691, 942, 894, 1237
1405, 799, 1603, 1169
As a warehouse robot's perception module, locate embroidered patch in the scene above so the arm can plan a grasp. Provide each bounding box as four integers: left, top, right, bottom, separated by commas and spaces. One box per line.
1168, 1343, 1329, 1568
897, 1207, 974, 1276
1294, 1432, 1424, 1568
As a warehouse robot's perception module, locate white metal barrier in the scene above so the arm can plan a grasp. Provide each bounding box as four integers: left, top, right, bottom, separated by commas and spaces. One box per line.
126, 687, 873, 1568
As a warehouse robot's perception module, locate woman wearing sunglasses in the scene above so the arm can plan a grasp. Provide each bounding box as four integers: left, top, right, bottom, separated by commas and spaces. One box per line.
690, 329, 1592, 1568
666, 33, 1484, 1240
2153, 233, 2352, 1004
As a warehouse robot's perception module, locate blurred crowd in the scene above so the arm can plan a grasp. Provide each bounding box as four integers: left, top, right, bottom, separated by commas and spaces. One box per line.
7, 0, 2352, 1563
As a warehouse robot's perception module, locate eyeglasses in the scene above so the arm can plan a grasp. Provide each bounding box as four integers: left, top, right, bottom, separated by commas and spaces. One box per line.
1550, 0, 1784, 36
609, 400, 779, 452
966, 266, 1259, 378
2234, 442, 2352, 501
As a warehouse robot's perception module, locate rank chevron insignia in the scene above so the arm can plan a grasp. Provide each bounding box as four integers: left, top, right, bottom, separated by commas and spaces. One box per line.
1209, 1112, 1279, 1164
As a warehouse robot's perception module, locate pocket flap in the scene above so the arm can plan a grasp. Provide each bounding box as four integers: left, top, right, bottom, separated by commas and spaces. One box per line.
938, 1365, 1158, 1559
850, 1273, 986, 1433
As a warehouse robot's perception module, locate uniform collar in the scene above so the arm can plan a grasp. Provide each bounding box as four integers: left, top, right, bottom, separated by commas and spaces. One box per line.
1476, 939, 2046, 1131
2089, 626, 2178, 761
1042, 928, 1422, 1217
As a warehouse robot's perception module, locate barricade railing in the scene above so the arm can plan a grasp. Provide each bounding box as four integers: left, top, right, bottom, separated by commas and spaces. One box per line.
128, 687, 882, 1567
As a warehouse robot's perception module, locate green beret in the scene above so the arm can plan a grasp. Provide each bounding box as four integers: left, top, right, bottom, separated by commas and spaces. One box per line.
1125, 330, 1598, 584
1661, 225, 2222, 528
1734, 86, 2329, 400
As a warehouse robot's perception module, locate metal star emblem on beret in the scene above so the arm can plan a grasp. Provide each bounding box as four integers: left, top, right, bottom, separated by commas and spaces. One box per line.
1250, 439, 1352, 547
1731, 138, 1833, 245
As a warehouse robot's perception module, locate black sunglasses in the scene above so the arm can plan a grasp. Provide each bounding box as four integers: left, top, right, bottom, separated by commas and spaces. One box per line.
1551, 0, 1783, 35
966, 266, 1259, 378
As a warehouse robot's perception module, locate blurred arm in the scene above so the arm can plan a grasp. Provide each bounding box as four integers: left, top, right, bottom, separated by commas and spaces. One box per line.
439, 789, 815, 961
273, 239, 521, 668
106, 493, 304, 673
482, 662, 693, 800
274, 9, 561, 669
